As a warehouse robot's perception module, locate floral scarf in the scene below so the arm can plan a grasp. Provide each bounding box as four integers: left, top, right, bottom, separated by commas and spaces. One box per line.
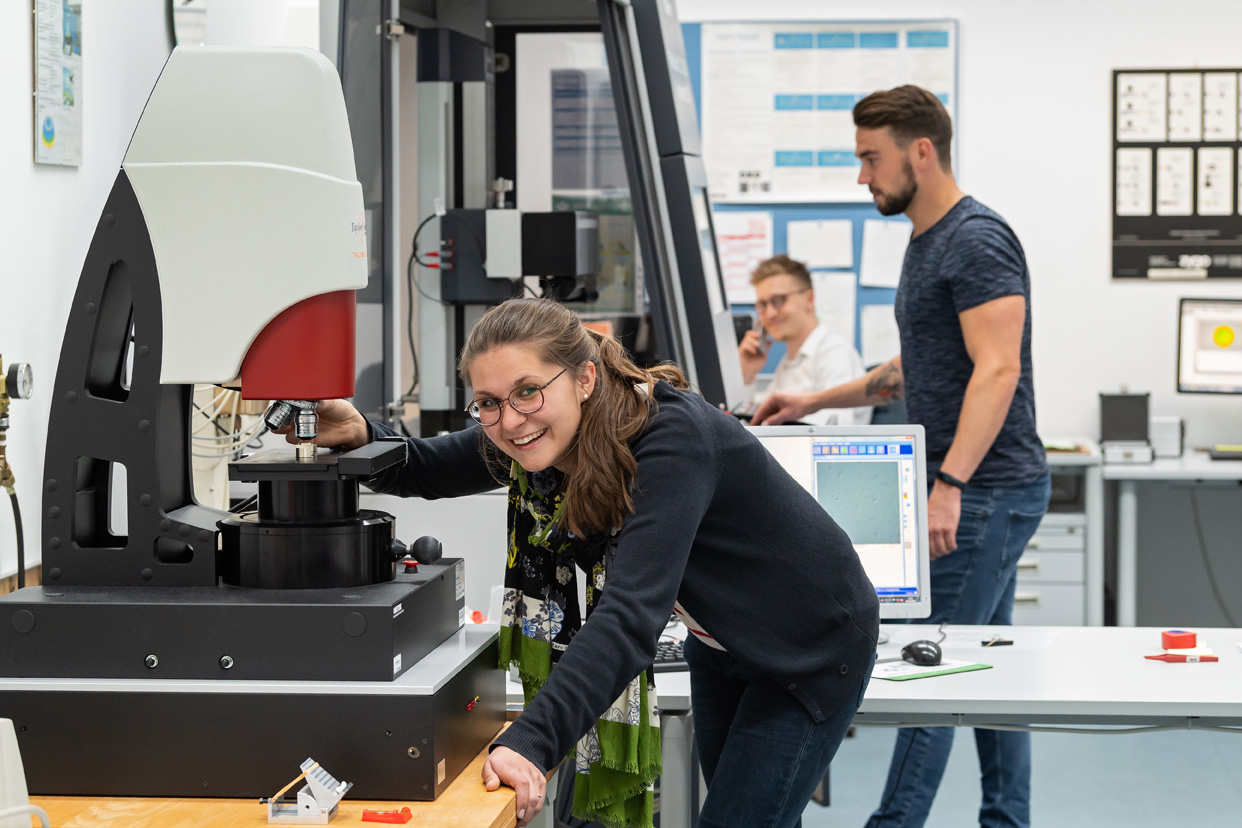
497, 463, 661, 828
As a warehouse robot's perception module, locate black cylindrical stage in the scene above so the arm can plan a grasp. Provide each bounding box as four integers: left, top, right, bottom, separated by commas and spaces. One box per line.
218, 509, 397, 589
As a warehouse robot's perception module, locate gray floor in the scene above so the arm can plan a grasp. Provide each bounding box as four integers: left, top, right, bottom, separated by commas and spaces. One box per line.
804, 725, 1242, 827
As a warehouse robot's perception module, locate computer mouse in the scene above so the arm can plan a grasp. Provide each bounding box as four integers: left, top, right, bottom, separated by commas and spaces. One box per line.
901, 640, 942, 666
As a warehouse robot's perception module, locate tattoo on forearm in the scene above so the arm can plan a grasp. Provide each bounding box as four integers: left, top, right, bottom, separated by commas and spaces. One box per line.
865, 360, 904, 401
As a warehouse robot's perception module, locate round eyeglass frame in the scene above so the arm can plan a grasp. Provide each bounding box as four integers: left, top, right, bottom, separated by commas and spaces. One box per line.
754, 287, 810, 313
465, 368, 569, 426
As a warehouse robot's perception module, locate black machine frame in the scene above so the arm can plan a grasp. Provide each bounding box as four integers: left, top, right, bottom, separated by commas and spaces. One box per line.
388, 1, 744, 434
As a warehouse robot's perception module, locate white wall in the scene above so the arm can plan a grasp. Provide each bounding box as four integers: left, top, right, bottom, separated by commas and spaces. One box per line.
0, 1, 171, 576
678, 0, 1242, 447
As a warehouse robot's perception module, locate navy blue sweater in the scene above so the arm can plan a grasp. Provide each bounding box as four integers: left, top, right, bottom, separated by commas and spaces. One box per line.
367, 381, 879, 772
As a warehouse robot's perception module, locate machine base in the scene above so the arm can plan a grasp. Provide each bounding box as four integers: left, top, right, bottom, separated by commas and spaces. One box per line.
0, 627, 505, 800
0, 560, 466, 681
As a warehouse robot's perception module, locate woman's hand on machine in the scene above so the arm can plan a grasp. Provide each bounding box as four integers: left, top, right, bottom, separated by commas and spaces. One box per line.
271, 398, 371, 450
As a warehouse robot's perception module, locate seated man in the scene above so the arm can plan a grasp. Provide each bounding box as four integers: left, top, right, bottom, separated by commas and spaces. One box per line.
738, 255, 872, 425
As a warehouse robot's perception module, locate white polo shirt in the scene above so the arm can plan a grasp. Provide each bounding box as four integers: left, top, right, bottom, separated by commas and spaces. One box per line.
754, 324, 873, 425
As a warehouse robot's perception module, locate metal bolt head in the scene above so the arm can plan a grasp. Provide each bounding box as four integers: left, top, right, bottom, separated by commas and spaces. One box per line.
219, 655, 234, 670
407, 747, 420, 759
145, 655, 158, 669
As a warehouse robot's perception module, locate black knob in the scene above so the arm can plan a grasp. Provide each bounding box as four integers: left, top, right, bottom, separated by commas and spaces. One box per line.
411, 536, 442, 564
389, 538, 409, 562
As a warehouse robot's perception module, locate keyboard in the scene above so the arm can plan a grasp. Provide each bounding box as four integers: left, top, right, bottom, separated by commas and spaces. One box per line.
654, 638, 688, 673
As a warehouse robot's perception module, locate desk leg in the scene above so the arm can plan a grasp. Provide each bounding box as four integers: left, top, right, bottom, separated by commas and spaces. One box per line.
658, 712, 695, 828
1118, 480, 1138, 626
1085, 465, 1105, 626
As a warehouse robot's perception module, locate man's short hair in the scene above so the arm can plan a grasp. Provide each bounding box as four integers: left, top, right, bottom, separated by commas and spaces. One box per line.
750, 254, 813, 289
853, 85, 953, 170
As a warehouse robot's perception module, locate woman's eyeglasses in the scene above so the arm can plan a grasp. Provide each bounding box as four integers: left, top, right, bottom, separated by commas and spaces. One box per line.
466, 368, 568, 426
754, 288, 810, 313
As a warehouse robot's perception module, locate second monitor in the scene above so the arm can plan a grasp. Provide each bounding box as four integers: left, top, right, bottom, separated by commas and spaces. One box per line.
1178, 297, 1242, 394
748, 424, 931, 619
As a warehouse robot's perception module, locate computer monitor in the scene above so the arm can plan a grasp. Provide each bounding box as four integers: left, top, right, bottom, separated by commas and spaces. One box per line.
748, 424, 932, 619
1178, 298, 1242, 394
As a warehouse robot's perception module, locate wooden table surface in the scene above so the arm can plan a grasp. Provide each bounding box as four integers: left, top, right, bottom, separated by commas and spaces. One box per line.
31, 742, 517, 828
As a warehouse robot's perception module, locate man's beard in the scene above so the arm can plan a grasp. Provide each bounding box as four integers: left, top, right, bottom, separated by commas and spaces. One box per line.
875, 160, 917, 216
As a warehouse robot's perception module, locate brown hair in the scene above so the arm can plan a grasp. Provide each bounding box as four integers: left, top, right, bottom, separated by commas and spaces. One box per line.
750, 254, 812, 289
853, 85, 953, 171
458, 298, 690, 536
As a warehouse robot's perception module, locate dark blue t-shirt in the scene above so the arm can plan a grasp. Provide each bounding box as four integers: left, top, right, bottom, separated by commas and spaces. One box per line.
894, 196, 1047, 487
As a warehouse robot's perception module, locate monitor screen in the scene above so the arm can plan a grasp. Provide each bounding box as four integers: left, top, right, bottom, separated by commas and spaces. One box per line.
1178, 298, 1242, 393
748, 424, 931, 619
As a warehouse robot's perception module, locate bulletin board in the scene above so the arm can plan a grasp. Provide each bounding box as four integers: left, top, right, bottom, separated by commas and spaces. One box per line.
699, 20, 958, 204
684, 21, 956, 367
1113, 68, 1242, 279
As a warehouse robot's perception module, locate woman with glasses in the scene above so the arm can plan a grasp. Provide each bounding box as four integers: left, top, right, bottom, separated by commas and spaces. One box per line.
291, 297, 878, 828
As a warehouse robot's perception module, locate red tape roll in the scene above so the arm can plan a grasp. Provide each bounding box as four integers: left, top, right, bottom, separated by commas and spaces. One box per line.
1162, 630, 1196, 649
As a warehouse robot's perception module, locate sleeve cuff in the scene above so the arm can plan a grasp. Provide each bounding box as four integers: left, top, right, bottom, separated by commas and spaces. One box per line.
490, 722, 557, 775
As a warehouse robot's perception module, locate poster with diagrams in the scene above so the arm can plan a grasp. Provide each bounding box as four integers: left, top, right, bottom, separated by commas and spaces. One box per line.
1113, 69, 1242, 279
33, 0, 83, 166
700, 21, 957, 203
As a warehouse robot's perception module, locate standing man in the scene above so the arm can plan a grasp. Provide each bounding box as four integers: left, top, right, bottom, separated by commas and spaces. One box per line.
754, 85, 1049, 828
737, 254, 871, 425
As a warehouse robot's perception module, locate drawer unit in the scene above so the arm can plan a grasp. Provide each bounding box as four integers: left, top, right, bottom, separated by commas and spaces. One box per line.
1015, 550, 1083, 583
1011, 584, 1085, 626
1012, 512, 1086, 625
1023, 513, 1086, 551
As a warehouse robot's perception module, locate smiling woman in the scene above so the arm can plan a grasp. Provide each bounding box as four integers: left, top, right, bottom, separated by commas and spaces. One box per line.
290, 297, 879, 828
457, 299, 688, 537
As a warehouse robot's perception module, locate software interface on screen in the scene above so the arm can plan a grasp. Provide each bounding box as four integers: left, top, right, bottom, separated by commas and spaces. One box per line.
756, 432, 924, 607
1178, 298, 1242, 393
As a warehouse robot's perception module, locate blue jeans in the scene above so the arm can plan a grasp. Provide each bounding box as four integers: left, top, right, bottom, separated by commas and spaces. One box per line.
685, 635, 874, 828
866, 476, 1051, 828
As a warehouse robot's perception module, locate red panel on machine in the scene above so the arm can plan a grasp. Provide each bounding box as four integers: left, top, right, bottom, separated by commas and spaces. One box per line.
239, 290, 356, 400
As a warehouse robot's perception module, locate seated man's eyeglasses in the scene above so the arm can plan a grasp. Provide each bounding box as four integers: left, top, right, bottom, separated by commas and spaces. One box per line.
466, 368, 568, 425
754, 288, 810, 313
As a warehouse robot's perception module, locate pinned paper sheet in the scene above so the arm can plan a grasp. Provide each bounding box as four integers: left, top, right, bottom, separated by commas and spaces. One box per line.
860, 219, 912, 288
861, 304, 901, 367
788, 220, 853, 269
713, 211, 773, 304
810, 272, 857, 347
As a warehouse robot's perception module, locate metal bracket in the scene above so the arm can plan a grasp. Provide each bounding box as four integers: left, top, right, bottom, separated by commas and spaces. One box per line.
384, 20, 405, 40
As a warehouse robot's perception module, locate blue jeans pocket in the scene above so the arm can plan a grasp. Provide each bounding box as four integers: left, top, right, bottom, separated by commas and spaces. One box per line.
956, 501, 991, 551
998, 508, 1045, 578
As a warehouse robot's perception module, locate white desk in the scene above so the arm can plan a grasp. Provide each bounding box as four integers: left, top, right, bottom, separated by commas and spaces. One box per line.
1102, 454, 1242, 626
504, 624, 1242, 727
507, 623, 1242, 826
864, 624, 1242, 727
